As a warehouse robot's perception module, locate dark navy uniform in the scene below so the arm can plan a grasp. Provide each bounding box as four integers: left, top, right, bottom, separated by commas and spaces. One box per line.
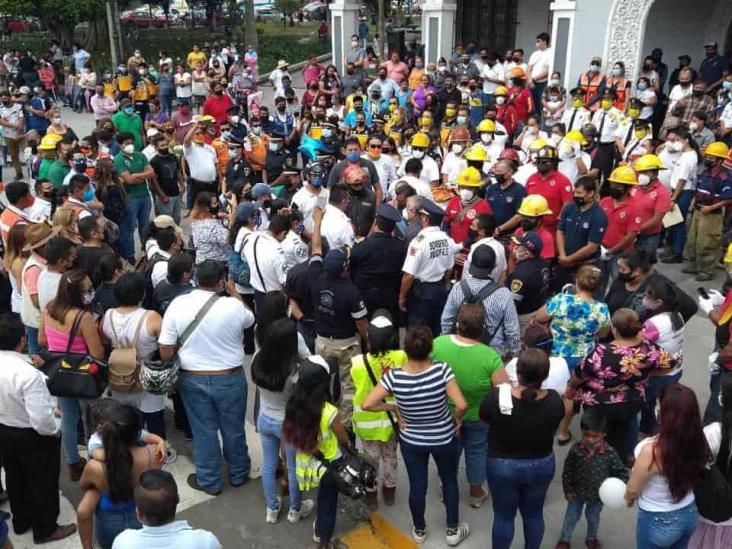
225, 156, 251, 188
558, 201, 608, 259
507, 257, 550, 315
264, 147, 297, 183
350, 204, 408, 320
485, 179, 527, 226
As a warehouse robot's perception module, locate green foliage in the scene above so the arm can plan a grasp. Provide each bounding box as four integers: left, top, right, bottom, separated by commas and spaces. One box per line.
0, 0, 107, 24
274, 0, 299, 16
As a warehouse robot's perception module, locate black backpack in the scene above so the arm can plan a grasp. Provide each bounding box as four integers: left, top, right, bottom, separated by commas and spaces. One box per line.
451, 279, 504, 345
143, 252, 168, 310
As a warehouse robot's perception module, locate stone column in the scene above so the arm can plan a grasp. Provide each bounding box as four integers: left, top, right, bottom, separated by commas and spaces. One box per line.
330, 0, 360, 74
421, 0, 458, 67
602, 0, 656, 80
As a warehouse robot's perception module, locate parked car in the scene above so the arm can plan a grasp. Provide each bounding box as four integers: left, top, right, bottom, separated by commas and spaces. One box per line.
256, 8, 284, 21
120, 10, 168, 28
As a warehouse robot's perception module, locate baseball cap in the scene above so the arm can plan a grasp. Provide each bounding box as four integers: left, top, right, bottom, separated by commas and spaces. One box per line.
251, 183, 272, 199
324, 248, 349, 274
236, 202, 256, 223
468, 245, 497, 279
512, 231, 543, 255
153, 215, 183, 236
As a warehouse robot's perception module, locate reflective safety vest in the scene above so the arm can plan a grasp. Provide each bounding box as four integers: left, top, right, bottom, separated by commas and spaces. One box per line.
295, 402, 341, 491
606, 76, 629, 111
350, 351, 406, 442
579, 72, 604, 109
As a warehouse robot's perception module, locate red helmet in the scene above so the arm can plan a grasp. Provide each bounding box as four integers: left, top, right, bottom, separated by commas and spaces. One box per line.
499, 148, 521, 163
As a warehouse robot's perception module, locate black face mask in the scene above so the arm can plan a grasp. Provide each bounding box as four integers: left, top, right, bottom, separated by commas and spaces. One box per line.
467, 228, 479, 242
573, 196, 585, 208
705, 158, 717, 168
520, 218, 538, 232
277, 105, 286, 112
209, 204, 219, 215
692, 90, 704, 97
262, 199, 272, 208
609, 186, 626, 199
537, 162, 552, 174
493, 173, 506, 185
617, 271, 634, 283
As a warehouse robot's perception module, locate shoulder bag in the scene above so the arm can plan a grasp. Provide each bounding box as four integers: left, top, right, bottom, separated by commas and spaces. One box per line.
42, 311, 108, 399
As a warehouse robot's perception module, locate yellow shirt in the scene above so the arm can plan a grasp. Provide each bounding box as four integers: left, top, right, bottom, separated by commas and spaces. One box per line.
186, 51, 207, 70
103, 82, 115, 97
408, 68, 425, 90
115, 75, 132, 93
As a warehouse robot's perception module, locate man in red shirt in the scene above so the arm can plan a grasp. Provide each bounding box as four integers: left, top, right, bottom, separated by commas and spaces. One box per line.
510, 194, 556, 260
202, 81, 233, 130
524, 145, 573, 236
599, 165, 641, 281
629, 154, 672, 263
507, 67, 534, 126
444, 167, 492, 244
380, 51, 410, 85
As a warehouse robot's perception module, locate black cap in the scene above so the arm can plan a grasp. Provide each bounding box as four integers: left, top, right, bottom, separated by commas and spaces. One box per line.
417, 199, 445, 218
601, 89, 617, 100
468, 245, 497, 279
376, 203, 401, 223
569, 87, 584, 97
651, 48, 663, 57
627, 97, 643, 109
678, 54, 691, 62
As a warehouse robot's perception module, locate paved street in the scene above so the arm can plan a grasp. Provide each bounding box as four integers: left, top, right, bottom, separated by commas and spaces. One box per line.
2, 104, 721, 548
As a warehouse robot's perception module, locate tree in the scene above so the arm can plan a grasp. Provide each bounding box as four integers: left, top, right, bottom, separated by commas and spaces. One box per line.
243, 0, 257, 50
274, 0, 298, 30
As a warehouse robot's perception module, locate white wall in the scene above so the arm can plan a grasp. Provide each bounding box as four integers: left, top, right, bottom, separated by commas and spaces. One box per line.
515, 0, 552, 52
566, 0, 613, 83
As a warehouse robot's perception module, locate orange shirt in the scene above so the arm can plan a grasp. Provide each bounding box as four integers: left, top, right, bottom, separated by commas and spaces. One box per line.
0, 206, 28, 244
211, 138, 229, 177
245, 135, 269, 171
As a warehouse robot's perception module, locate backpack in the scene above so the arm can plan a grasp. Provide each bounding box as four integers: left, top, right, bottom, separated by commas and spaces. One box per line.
143, 252, 168, 309
106, 310, 148, 393
451, 279, 503, 345
229, 233, 253, 290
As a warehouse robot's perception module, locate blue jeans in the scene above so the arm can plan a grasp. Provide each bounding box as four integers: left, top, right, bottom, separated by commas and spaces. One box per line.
636, 233, 661, 260
315, 459, 340, 544
155, 195, 181, 224
636, 502, 699, 549
669, 190, 693, 256
400, 437, 461, 530
640, 371, 682, 434
159, 93, 174, 117
256, 412, 301, 512
118, 194, 152, 261
486, 453, 555, 549
59, 397, 86, 465
406, 282, 447, 338
460, 421, 488, 485
94, 508, 140, 549
178, 368, 250, 492
25, 325, 40, 356
559, 499, 603, 541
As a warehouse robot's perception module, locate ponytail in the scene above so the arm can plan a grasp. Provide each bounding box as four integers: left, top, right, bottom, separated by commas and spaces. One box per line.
101, 404, 139, 503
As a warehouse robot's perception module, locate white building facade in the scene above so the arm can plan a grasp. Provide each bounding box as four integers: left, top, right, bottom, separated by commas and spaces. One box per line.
331, 0, 732, 88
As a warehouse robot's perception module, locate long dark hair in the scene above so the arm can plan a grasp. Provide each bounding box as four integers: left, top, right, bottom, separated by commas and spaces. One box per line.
368, 309, 397, 356
254, 291, 288, 346
646, 277, 684, 331
47, 269, 90, 324
515, 348, 549, 402
283, 358, 331, 454
717, 376, 732, 476
654, 383, 706, 501
251, 317, 298, 392
101, 403, 141, 503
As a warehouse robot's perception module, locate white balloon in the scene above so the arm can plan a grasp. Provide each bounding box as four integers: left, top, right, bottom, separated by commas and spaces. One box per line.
599, 477, 627, 509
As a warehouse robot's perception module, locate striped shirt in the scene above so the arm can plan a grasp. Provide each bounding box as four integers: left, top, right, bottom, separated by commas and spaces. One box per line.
380, 361, 455, 446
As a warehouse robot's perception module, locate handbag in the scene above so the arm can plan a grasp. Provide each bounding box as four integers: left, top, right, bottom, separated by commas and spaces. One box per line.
139, 293, 220, 395
693, 458, 732, 523
42, 311, 108, 399
315, 445, 377, 500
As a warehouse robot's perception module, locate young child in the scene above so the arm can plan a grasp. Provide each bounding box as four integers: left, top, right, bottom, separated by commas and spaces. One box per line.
555, 409, 629, 549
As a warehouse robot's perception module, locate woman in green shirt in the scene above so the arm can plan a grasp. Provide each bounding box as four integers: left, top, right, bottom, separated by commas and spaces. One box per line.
432, 302, 503, 509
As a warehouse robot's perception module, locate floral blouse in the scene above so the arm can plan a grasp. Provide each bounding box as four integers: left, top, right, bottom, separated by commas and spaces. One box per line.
191, 218, 230, 264
547, 293, 611, 358
566, 340, 674, 406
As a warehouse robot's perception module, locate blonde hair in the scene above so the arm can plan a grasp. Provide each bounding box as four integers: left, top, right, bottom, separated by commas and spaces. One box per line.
52, 207, 79, 237
575, 264, 602, 292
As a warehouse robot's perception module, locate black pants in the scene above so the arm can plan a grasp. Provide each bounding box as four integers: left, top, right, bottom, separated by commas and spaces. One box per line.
172, 391, 192, 439
242, 292, 255, 354
592, 142, 616, 193
190, 179, 218, 204
0, 424, 61, 540
594, 400, 642, 465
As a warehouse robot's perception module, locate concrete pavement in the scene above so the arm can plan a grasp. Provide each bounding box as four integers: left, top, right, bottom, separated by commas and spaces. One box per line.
2, 104, 721, 548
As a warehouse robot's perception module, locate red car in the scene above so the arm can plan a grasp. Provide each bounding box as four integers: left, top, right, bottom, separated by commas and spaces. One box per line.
120, 11, 168, 28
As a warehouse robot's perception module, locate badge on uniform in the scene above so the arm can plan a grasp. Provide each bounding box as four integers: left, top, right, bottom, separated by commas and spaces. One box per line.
510, 279, 523, 293
619, 211, 626, 219
409, 247, 417, 256
582, 222, 589, 229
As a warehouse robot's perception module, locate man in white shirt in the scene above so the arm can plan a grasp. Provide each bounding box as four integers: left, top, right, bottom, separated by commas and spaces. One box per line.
149, 228, 180, 288
480, 52, 505, 96
26, 179, 54, 222
269, 60, 290, 92
462, 213, 507, 284
0, 312, 77, 544
243, 213, 290, 308
321, 183, 355, 249
38, 237, 77, 312
527, 32, 552, 115
291, 163, 329, 233
396, 158, 433, 198
159, 261, 254, 496
112, 470, 221, 549
362, 135, 398, 199
183, 121, 218, 199
398, 139, 440, 189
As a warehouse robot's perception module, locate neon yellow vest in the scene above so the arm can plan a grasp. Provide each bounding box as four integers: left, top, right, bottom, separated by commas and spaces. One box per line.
350, 350, 406, 442
295, 401, 340, 491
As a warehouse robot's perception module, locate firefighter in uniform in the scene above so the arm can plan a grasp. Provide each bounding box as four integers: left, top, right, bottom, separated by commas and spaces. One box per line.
590, 89, 623, 192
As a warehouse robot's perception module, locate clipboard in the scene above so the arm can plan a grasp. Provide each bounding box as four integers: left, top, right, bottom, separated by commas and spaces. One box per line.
662, 203, 684, 228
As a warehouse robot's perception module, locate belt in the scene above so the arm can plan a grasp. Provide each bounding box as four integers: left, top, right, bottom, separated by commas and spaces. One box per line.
182, 366, 242, 376
316, 334, 358, 341
417, 280, 443, 285
190, 178, 217, 186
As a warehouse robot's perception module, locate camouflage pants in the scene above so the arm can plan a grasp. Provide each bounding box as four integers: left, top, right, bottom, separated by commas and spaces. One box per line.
315, 335, 361, 426
361, 437, 398, 489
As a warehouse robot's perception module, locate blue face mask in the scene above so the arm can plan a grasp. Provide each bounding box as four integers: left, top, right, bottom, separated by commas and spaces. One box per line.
83, 185, 95, 202
74, 161, 87, 173
346, 151, 361, 163
124, 107, 134, 115
310, 176, 324, 187
723, 81, 732, 91
322, 128, 332, 138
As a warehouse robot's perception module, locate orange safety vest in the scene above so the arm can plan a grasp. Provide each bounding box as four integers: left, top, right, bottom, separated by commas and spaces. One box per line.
579, 73, 604, 109
606, 77, 629, 111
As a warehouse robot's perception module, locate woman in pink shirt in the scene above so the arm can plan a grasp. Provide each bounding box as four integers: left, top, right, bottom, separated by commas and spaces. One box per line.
301, 56, 324, 87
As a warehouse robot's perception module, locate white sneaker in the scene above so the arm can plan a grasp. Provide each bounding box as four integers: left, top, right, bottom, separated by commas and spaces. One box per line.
265, 497, 282, 524
164, 446, 177, 465
412, 525, 427, 544
287, 499, 315, 523
313, 519, 321, 543
446, 523, 470, 546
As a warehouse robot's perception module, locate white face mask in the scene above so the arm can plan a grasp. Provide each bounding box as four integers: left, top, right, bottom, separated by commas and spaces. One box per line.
496, 97, 506, 105
550, 134, 562, 145
82, 290, 95, 305
636, 146, 649, 156
689, 122, 699, 132
122, 144, 134, 155
459, 188, 475, 202
638, 173, 652, 186
52, 117, 62, 125
413, 149, 425, 159
451, 143, 463, 154
666, 141, 682, 153
230, 115, 239, 125
481, 134, 493, 144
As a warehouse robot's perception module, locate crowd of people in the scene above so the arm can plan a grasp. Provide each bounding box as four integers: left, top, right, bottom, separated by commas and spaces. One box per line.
0, 27, 732, 549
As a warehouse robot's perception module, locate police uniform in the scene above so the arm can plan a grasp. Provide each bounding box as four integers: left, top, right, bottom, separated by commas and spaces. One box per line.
560, 88, 591, 132
508, 256, 550, 333
402, 201, 459, 335
485, 179, 527, 226
350, 204, 408, 320
590, 99, 623, 187
264, 143, 296, 183
224, 140, 251, 188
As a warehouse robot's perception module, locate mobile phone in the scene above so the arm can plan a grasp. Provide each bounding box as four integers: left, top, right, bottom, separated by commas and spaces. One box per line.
316, 196, 327, 210
697, 287, 710, 300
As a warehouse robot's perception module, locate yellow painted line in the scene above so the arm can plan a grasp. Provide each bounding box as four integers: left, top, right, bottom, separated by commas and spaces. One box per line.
340, 512, 418, 549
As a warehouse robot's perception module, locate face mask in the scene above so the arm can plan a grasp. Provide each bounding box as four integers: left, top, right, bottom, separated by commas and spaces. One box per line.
550, 134, 562, 145
493, 173, 506, 185
459, 188, 475, 202
351, 40, 358, 47
666, 141, 682, 153
548, 95, 559, 102
590, 64, 600, 73
637, 82, 647, 91
601, 99, 612, 110
537, 161, 552, 174
451, 143, 463, 154
722, 81, 732, 91
322, 128, 332, 138
618, 271, 633, 283
346, 151, 361, 163
74, 160, 87, 173
230, 115, 240, 125
549, 79, 560, 87
572, 98, 583, 109
412, 149, 425, 159
692, 89, 704, 97
638, 173, 652, 186
705, 157, 717, 168
689, 122, 699, 131
573, 196, 585, 207
634, 129, 648, 140
438, 66, 448, 73
609, 185, 626, 199
612, 68, 622, 77
496, 97, 506, 106
82, 290, 95, 305
628, 108, 640, 119
209, 204, 220, 216
445, 108, 456, 118
457, 116, 467, 125
251, 126, 261, 135
310, 176, 324, 187
269, 142, 281, 152
124, 107, 134, 115
466, 228, 478, 242
82, 186, 95, 202
481, 133, 493, 144
520, 218, 538, 232
52, 116, 62, 125
123, 144, 134, 155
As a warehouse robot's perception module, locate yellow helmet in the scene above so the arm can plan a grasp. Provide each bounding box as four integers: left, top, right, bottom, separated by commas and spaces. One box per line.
633, 153, 666, 172
464, 144, 488, 162
476, 119, 496, 133
410, 132, 430, 148
607, 165, 639, 185
528, 138, 549, 152
535, 145, 558, 160
39, 133, 63, 150
517, 194, 552, 217
494, 86, 509, 97
705, 141, 730, 159
564, 130, 588, 146
456, 167, 483, 188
